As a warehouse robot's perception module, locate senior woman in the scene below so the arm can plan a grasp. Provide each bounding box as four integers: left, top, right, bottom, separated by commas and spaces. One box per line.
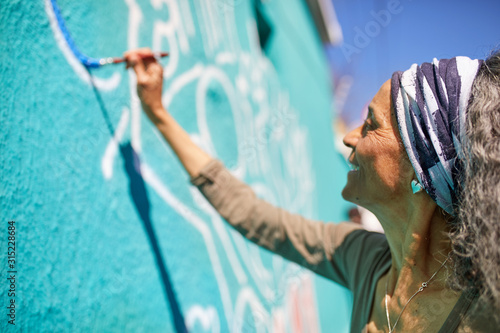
124, 49, 500, 332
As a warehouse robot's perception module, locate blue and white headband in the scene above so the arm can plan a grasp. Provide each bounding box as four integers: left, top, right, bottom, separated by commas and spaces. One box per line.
391, 57, 483, 215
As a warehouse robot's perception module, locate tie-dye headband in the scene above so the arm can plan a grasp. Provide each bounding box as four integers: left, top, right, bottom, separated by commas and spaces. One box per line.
391, 57, 483, 215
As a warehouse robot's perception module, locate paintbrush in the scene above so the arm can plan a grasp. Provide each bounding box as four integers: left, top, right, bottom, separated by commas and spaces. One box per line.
98, 52, 170, 66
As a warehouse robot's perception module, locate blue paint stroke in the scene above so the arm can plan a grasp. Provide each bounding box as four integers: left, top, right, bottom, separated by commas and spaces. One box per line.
50, 0, 102, 68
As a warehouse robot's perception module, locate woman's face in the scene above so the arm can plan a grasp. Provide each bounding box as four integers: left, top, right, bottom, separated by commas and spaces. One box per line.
342, 80, 414, 211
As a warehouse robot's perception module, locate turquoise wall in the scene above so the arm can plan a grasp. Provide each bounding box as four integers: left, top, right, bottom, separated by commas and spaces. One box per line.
1, 0, 352, 331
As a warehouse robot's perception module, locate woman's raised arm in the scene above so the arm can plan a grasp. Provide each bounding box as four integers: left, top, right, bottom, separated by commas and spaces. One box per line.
123, 48, 365, 284
123, 48, 212, 178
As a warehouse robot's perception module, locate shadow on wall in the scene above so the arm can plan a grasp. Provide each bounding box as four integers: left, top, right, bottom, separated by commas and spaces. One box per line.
89, 70, 188, 333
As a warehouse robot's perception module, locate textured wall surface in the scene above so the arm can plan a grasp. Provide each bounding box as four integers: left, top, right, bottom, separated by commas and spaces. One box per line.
0, 0, 353, 332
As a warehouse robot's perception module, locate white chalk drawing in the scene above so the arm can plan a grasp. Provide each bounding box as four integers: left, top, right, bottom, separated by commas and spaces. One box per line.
47, 0, 322, 331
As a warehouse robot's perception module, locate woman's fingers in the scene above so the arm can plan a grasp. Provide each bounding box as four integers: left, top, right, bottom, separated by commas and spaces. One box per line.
123, 48, 165, 120
123, 48, 155, 80
124, 50, 164, 90
123, 47, 154, 62
131, 56, 149, 84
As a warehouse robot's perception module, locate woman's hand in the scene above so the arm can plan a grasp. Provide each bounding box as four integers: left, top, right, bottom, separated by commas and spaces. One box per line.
123, 48, 166, 125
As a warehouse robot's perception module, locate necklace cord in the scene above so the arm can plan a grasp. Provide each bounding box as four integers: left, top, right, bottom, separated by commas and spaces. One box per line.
385, 255, 451, 333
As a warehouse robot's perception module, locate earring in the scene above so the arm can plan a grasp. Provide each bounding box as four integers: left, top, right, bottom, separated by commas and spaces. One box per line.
411, 179, 424, 194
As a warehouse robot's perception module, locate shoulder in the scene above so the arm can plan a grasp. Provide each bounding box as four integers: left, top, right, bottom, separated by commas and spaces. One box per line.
338, 227, 389, 259
332, 227, 391, 289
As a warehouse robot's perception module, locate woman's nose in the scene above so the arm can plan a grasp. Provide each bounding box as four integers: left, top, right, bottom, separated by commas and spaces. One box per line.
343, 126, 361, 149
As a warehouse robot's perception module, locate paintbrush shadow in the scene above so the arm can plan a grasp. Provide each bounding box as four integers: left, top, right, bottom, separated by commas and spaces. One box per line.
87, 69, 188, 333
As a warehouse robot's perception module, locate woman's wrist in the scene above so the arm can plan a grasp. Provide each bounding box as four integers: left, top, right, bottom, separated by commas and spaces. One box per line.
149, 106, 170, 126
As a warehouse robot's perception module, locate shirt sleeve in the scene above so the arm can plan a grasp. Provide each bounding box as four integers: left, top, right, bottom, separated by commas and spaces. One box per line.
190, 159, 364, 286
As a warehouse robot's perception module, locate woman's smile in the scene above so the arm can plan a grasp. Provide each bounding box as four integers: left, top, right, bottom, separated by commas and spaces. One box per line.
348, 155, 360, 174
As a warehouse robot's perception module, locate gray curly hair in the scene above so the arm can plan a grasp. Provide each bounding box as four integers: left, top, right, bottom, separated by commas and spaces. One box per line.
449, 50, 500, 314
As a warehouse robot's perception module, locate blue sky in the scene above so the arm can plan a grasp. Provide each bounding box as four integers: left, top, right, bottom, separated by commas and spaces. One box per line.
326, 0, 500, 127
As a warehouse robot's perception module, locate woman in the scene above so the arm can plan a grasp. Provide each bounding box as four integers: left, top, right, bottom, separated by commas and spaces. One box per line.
123, 49, 500, 332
